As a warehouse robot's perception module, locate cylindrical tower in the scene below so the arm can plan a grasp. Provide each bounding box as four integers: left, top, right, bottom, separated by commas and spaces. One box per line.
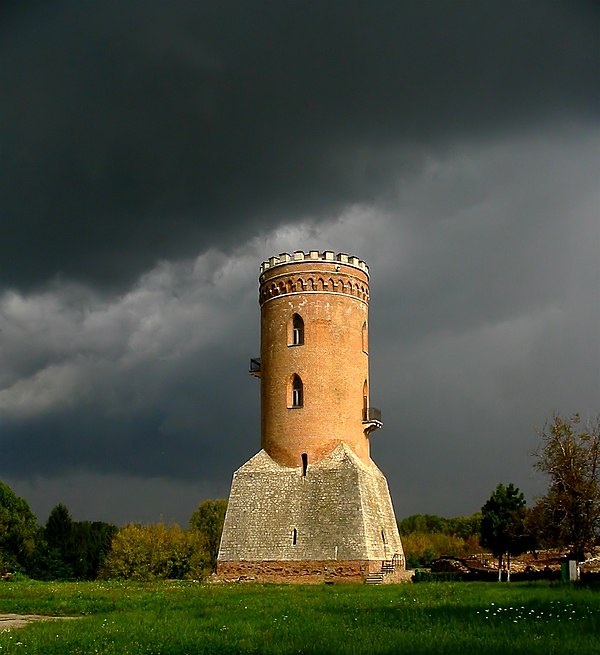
256, 250, 381, 468
218, 249, 404, 582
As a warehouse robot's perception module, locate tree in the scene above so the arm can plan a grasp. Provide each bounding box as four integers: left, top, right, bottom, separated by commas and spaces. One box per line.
480, 483, 527, 581
188, 499, 227, 572
41, 503, 76, 579
30, 504, 118, 580
70, 521, 118, 580
100, 523, 209, 580
398, 514, 449, 535
533, 413, 600, 561
398, 512, 482, 568
0, 481, 38, 572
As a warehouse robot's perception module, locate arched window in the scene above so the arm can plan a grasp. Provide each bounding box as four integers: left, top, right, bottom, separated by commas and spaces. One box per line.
362, 322, 368, 354
289, 313, 304, 346
290, 374, 304, 408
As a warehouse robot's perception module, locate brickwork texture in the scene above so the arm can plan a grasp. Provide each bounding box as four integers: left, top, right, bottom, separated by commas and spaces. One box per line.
217, 251, 404, 581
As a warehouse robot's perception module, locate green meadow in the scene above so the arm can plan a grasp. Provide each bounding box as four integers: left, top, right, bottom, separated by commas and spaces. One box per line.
1, 580, 599, 654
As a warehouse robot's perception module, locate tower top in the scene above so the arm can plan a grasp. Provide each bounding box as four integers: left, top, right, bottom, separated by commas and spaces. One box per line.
259, 250, 369, 277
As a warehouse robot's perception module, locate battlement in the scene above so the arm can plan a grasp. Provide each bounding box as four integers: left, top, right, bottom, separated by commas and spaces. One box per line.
260, 251, 369, 277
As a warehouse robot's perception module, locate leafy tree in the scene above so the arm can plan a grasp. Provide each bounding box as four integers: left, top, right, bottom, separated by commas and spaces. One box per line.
398, 512, 482, 568
480, 483, 527, 581
398, 514, 448, 535
188, 499, 227, 572
402, 532, 480, 569
533, 413, 600, 561
398, 513, 482, 539
100, 523, 209, 580
447, 514, 482, 540
0, 481, 38, 572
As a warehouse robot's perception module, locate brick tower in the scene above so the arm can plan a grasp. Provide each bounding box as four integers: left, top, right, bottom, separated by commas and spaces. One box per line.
217, 250, 404, 582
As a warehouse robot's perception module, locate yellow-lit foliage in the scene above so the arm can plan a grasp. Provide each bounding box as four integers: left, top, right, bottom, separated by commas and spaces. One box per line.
402, 532, 480, 568
100, 523, 210, 580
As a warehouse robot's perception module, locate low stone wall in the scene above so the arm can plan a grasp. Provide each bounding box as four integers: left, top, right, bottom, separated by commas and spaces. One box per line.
216, 560, 371, 583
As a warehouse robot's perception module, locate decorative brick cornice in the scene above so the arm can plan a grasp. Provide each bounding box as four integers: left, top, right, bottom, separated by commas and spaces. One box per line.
258, 251, 370, 306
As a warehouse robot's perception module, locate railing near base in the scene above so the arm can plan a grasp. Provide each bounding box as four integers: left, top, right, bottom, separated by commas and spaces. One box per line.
365, 553, 404, 584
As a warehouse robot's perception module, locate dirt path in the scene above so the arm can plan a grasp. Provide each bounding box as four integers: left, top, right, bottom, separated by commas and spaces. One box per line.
0, 614, 70, 632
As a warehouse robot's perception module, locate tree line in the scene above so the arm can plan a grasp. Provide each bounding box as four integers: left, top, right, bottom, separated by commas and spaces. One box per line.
400, 414, 600, 577
1, 413, 598, 581
0, 489, 227, 581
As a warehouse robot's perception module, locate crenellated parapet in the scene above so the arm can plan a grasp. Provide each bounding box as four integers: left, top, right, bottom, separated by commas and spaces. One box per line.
260, 250, 369, 275
259, 250, 370, 306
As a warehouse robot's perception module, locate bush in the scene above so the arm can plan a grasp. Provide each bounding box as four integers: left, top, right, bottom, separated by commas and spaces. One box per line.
100, 523, 210, 581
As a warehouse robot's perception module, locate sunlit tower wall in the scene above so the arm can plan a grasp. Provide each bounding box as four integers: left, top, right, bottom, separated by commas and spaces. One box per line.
217, 250, 404, 582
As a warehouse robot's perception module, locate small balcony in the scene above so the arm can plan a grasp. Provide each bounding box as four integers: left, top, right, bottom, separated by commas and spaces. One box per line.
249, 357, 261, 378
362, 406, 383, 434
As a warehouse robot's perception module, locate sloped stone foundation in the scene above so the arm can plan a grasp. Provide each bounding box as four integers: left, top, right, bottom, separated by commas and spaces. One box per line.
217, 443, 404, 581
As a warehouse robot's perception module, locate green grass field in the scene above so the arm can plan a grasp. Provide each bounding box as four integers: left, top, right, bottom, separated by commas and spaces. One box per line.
1, 579, 599, 654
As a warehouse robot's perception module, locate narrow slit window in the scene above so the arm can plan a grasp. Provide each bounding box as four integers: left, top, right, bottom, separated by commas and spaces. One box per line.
292, 528, 297, 545
301, 453, 308, 476
362, 321, 368, 354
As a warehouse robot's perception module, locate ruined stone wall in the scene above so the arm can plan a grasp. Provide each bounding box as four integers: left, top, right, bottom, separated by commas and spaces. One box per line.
216, 560, 369, 584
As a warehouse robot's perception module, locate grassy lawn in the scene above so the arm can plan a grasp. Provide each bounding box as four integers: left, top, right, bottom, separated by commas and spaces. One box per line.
0, 579, 599, 654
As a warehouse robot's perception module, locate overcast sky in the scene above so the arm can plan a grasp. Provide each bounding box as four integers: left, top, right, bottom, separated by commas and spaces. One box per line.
1, 1, 599, 527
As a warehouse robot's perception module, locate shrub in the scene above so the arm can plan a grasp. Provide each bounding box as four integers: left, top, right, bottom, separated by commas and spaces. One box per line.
100, 523, 210, 581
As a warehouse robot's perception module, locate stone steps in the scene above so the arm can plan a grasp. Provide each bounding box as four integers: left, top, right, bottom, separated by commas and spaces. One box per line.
365, 573, 384, 585
365, 560, 398, 584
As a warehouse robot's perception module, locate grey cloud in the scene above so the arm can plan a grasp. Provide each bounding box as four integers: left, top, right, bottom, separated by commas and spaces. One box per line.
0, 249, 260, 486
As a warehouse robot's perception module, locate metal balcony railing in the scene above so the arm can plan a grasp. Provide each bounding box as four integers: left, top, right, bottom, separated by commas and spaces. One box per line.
249, 357, 261, 377
362, 406, 382, 423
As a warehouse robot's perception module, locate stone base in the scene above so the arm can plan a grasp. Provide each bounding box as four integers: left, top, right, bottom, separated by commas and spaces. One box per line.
217, 443, 405, 570
216, 560, 371, 584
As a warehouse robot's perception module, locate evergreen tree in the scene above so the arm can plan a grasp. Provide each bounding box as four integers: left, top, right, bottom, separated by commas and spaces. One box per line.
480, 483, 527, 581
71, 521, 118, 580
42, 503, 76, 579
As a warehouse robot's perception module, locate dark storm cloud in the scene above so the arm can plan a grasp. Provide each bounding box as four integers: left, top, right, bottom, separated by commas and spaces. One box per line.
1, 1, 597, 290
1, 2, 599, 526
0, 252, 259, 480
